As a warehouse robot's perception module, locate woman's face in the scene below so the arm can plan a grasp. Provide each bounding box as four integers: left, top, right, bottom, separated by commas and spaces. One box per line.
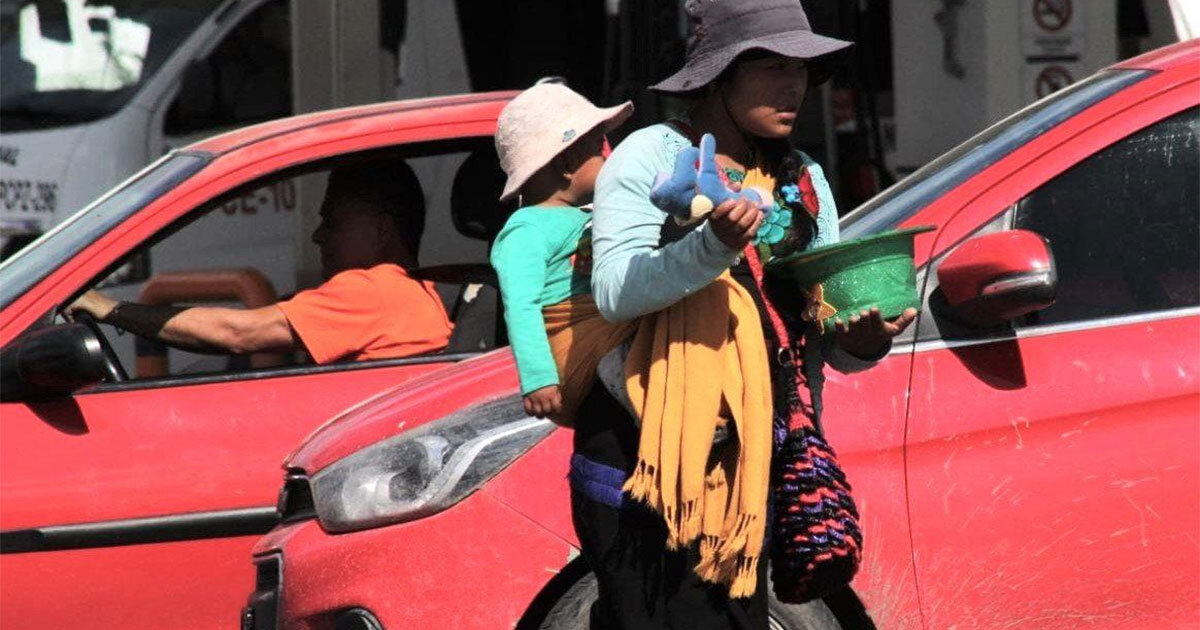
723, 55, 810, 139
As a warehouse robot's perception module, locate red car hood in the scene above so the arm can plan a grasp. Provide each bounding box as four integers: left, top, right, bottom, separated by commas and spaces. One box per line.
284, 349, 520, 474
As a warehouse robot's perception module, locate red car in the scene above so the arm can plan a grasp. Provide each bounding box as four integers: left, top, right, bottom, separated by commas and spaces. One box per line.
246, 42, 1199, 629
0, 92, 523, 629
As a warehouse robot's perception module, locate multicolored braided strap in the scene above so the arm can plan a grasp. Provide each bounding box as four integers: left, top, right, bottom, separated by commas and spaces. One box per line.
743, 244, 864, 604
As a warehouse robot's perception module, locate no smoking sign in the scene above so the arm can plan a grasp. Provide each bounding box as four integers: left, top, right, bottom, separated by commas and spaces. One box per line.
1035, 65, 1073, 98
1033, 0, 1072, 32
1021, 0, 1084, 58
1020, 0, 1085, 104
1023, 60, 1082, 103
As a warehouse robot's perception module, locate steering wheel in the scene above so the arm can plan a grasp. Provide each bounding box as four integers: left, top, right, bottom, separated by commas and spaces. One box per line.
73, 312, 129, 383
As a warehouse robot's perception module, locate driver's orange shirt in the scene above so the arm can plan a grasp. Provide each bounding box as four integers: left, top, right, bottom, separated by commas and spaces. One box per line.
276, 264, 453, 364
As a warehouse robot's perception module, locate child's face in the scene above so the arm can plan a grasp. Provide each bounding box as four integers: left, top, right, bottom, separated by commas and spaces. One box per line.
565, 129, 608, 204
723, 55, 810, 139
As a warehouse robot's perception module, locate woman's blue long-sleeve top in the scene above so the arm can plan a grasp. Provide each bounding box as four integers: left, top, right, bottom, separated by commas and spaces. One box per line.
590, 122, 883, 375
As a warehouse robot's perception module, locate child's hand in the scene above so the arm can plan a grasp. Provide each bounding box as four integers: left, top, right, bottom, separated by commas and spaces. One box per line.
524, 385, 563, 419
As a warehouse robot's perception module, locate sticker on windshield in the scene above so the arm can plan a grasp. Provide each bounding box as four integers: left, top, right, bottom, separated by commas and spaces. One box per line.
1, 179, 58, 214
19, 1, 151, 92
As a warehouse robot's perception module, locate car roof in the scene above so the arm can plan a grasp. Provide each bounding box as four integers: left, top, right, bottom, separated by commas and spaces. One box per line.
187, 42, 1193, 156
187, 90, 520, 156
186, 43, 1198, 157
1113, 38, 1199, 72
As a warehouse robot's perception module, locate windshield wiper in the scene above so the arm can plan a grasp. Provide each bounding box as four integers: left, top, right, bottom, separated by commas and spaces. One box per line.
0, 103, 115, 131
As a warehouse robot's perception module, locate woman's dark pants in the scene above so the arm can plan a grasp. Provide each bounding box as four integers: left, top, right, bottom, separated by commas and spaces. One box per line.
569, 384, 770, 630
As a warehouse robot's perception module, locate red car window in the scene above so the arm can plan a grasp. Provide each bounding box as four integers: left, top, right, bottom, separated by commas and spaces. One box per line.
841, 69, 1150, 240
1014, 106, 1199, 326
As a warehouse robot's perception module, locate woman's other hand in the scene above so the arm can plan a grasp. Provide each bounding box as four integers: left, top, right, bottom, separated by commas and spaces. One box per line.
524, 385, 563, 419
709, 196, 762, 251
833, 307, 917, 359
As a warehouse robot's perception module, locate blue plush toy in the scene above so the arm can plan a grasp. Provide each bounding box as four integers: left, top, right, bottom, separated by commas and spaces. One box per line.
650, 133, 771, 225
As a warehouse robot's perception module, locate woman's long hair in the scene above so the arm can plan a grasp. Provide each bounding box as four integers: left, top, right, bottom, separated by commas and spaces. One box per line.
757, 137, 816, 253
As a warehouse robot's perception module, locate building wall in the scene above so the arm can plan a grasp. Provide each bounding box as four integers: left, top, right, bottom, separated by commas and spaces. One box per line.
892, 0, 1117, 171
892, 0, 992, 171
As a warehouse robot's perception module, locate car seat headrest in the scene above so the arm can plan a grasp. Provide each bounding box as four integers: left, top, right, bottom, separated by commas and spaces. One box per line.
451, 147, 515, 242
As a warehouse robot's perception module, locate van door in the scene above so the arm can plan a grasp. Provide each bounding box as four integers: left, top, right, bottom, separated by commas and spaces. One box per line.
0, 0, 228, 251
155, 0, 292, 155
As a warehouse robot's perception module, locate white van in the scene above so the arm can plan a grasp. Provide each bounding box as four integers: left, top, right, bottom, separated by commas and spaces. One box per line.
0, 0, 294, 259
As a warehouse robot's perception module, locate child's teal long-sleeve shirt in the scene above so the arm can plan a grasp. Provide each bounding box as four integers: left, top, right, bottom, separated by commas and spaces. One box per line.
490, 205, 593, 395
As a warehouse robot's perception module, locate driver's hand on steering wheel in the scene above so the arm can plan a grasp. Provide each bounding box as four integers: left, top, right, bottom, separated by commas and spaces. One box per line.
66, 290, 118, 322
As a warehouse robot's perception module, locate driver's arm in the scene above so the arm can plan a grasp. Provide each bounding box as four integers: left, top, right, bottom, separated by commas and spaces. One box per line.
155, 305, 298, 354
67, 290, 300, 355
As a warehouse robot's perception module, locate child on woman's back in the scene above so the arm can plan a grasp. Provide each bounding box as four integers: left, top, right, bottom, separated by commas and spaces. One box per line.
491, 83, 633, 420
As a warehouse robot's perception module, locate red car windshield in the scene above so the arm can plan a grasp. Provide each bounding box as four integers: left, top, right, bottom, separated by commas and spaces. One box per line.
840, 69, 1151, 240
0, 151, 210, 309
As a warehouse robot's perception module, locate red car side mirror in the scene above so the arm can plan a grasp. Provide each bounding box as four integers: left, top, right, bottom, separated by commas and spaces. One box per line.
937, 229, 1057, 328
0, 323, 110, 402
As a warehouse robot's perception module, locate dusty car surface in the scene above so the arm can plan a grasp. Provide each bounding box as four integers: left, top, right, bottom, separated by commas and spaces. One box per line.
0, 90, 521, 629
246, 41, 1199, 630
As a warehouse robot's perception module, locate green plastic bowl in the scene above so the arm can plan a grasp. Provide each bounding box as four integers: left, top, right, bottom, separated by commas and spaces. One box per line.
765, 226, 935, 333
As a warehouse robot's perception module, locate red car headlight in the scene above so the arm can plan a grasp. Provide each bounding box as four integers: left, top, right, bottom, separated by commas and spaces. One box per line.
308, 395, 555, 533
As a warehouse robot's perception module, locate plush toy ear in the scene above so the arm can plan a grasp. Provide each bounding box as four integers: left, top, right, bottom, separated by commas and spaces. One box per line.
671, 146, 701, 184
693, 133, 732, 219
649, 146, 701, 220
697, 133, 719, 179
696, 132, 767, 211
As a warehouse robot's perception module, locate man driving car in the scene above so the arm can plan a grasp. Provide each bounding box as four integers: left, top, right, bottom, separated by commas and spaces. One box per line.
67, 161, 453, 364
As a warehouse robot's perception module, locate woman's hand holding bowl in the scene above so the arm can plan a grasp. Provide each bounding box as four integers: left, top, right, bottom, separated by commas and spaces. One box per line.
833, 306, 917, 359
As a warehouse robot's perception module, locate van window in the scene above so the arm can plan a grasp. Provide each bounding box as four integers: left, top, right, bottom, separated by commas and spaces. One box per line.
0, 0, 223, 132
164, 0, 291, 136
1013, 107, 1199, 326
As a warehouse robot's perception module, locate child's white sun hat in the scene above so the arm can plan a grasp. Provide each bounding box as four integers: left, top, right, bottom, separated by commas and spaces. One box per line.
495, 83, 632, 202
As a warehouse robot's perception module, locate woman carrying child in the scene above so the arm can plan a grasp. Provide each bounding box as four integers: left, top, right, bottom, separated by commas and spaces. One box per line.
578, 1, 917, 628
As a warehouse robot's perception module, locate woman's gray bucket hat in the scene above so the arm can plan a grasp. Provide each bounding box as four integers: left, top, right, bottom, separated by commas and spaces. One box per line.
651, 0, 853, 94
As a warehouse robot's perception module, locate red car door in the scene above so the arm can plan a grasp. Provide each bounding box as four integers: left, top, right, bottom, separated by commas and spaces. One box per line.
903, 86, 1199, 627
0, 359, 456, 628
0, 131, 507, 628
